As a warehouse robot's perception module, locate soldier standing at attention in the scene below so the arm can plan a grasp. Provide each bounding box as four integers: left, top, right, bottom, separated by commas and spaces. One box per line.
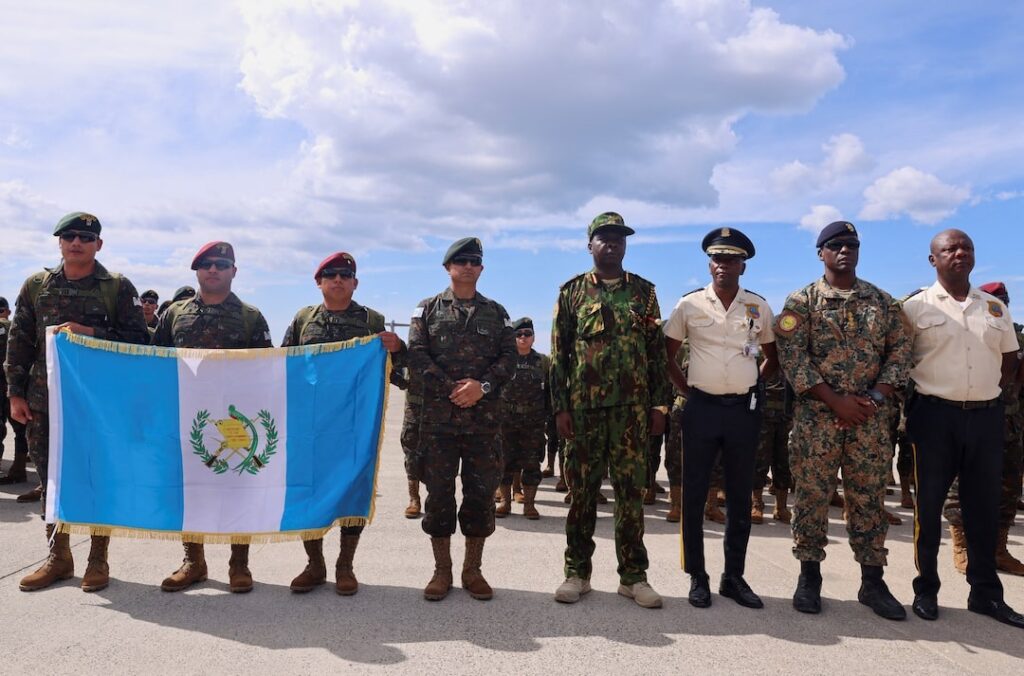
551, 212, 670, 609
394, 365, 425, 519
496, 317, 550, 520
282, 252, 406, 595
903, 230, 1024, 628
664, 228, 777, 609
407, 237, 516, 601
775, 221, 910, 620
1, 296, 31, 486
752, 371, 794, 525
6, 212, 150, 593
153, 241, 273, 594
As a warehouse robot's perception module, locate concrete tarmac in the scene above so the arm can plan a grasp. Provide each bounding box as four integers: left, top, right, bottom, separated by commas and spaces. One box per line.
1, 388, 1023, 674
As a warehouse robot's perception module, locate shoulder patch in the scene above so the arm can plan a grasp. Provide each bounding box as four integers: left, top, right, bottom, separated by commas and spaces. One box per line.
988, 300, 1005, 318
744, 303, 761, 320
775, 310, 803, 335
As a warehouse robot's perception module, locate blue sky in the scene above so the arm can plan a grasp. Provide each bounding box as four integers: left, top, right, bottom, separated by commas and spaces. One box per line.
1, 1, 1021, 351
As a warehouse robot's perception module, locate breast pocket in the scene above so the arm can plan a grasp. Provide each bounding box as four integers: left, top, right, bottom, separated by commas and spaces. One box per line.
982, 315, 1009, 350
687, 315, 714, 333
914, 312, 947, 349
428, 320, 455, 351
576, 302, 605, 339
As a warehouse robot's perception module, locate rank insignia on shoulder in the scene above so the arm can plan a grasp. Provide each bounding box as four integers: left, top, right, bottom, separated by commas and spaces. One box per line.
988, 301, 1004, 318
412, 306, 425, 319
745, 303, 760, 320
133, 297, 142, 307
776, 311, 802, 335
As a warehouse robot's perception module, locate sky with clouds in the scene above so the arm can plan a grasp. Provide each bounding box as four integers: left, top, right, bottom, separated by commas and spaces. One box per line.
1, 1, 1021, 349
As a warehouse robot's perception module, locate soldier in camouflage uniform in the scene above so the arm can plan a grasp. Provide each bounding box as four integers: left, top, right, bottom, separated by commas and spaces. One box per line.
496, 317, 550, 520
1, 296, 30, 486
942, 281, 1024, 576
6, 213, 150, 593
775, 221, 911, 620
282, 252, 407, 595
153, 241, 273, 594
407, 237, 516, 602
140, 289, 159, 332
391, 364, 425, 518
752, 371, 793, 524
551, 212, 670, 609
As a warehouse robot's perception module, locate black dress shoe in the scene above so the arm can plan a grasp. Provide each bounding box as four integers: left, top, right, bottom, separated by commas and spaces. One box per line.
793, 573, 822, 614
858, 578, 906, 621
689, 575, 711, 608
967, 598, 1024, 629
719, 574, 764, 609
912, 594, 938, 621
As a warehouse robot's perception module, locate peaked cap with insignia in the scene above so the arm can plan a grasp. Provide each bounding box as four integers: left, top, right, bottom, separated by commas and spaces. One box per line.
315, 251, 356, 279
53, 211, 102, 236
587, 211, 636, 240
191, 241, 235, 270
816, 221, 858, 248
702, 226, 755, 259
443, 237, 483, 265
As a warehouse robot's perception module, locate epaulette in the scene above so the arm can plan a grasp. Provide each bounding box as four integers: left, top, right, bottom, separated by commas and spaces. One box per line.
559, 272, 589, 290
628, 272, 656, 288
745, 289, 767, 301
899, 287, 926, 303
682, 287, 704, 298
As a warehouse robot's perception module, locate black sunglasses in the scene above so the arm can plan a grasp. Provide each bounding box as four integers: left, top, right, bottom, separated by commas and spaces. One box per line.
59, 231, 98, 243
141, 298, 158, 305
823, 239, 860, 251
320, 268, 355, 280
515, 330, 534, 338
450, 256, 483, 267
196, 259, 233, 271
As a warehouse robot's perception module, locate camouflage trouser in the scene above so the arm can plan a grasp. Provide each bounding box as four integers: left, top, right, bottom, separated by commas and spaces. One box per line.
500, 414, 545, 486
26, 410, 48, 517
945, 411, 1023, 528
646, 430, 664, 487
753, 412, 793, 491
400, 400, 422, 482
546, 416, 559, 466
420, 428, 502, 538
790, 401, 892, 566
563, 404, 649, 585
896, 432, 915, 484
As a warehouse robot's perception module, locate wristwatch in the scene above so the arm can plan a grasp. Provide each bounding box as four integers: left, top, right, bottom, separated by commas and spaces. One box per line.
480, 381, 492, 395
865, 389, 886, 406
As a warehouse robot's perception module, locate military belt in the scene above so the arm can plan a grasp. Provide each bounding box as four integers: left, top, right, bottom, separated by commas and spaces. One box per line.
689, 387, 754, 407
917, 394, 1001, 410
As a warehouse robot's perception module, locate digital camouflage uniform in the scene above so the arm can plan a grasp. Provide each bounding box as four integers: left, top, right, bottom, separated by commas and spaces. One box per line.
775, 277, 911, 566
1, 316, 30, 476
550, 270, 671, 585
753, 372, 793, 492
281, 300, 408, 537
500, 349, 551, 487
5, 262, 150, 510
407, 288, 516, 539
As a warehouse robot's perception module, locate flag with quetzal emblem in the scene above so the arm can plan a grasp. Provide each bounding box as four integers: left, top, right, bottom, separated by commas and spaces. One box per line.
45, 330, 388, 543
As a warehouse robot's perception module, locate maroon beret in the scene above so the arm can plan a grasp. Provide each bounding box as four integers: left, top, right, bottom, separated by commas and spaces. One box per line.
315, 252, 356, 279
191, 241, 235, 270
980, 281, 1008, 299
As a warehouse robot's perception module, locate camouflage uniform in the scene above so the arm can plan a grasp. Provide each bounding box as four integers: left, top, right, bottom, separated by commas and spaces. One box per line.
0, 316, 30, 479
5, 262, 150, 509
550, 270, 670, 585
407, 288, 516, 539
281, 300, 407, 537
775, 277, 911, 566
753, 373, 793, 492
500, 349, 551, 487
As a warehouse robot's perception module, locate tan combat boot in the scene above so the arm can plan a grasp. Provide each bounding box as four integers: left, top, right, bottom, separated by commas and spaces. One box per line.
512, 474, 525, 504
495, 483, 512, 518
704, 488, 726, 524
522, 485, 540, 520
404, 480, 422, 519
290, 538, 327, 592
16, 483, 42, 503
161, 543, 207, 592
81, 535, 110, 592
336, 534, 360, 595
949, 525, 968, 575
884, 509, 903, 526
751, 489, 765, 525
996, 527, 1024, 576
461, 536, 493, 600
228, 544, 253, 593
773, 488, 792, 524
20, 525, 74, 591
423, 536, 452, 601
899, 473, 915, 509
642, 484, 657, 505
830, 490, 845, 509
666, 486, 681, 523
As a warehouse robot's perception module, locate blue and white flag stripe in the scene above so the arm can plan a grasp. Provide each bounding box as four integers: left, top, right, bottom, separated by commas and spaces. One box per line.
45, 330, 388, 542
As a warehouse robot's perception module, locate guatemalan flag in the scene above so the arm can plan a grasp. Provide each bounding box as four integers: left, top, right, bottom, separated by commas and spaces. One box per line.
45, 330, 389, 543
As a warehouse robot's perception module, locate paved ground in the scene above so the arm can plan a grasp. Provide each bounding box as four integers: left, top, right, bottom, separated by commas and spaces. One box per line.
2, 387, 1023, 674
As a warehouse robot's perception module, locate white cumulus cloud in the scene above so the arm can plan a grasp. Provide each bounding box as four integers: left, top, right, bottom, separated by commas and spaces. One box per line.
770, 132, 873, 195
859, 167, 970, 224
799, 205, 844, 233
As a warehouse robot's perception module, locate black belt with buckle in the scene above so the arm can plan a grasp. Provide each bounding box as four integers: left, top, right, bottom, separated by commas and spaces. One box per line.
690, 388, 752, 406
918, 394, 1001, 410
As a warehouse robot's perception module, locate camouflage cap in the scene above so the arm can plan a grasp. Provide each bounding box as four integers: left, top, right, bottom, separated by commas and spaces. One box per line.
140, 289, 159, 301
512, 317, 534, 331
172, 285, 196, 302
191, 241, 235, 270
443, 237, 483, 265
315, 252, 356, 279
816, 221, 858, 248
53, 212, 102, 236
587, 212, 635, 240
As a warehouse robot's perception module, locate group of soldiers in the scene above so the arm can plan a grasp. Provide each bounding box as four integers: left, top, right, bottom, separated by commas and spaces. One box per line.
1, 212, 1022, 629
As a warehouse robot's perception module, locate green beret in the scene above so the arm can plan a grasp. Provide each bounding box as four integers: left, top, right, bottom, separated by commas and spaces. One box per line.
587, 212, 635, 240
443, 237, 483, 265
512, 317, 534, 331
53, 212, 102, 236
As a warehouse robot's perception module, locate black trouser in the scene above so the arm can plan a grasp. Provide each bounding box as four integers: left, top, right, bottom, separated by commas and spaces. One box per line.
907, 396, 1004, 603
681, 389, 761, 578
